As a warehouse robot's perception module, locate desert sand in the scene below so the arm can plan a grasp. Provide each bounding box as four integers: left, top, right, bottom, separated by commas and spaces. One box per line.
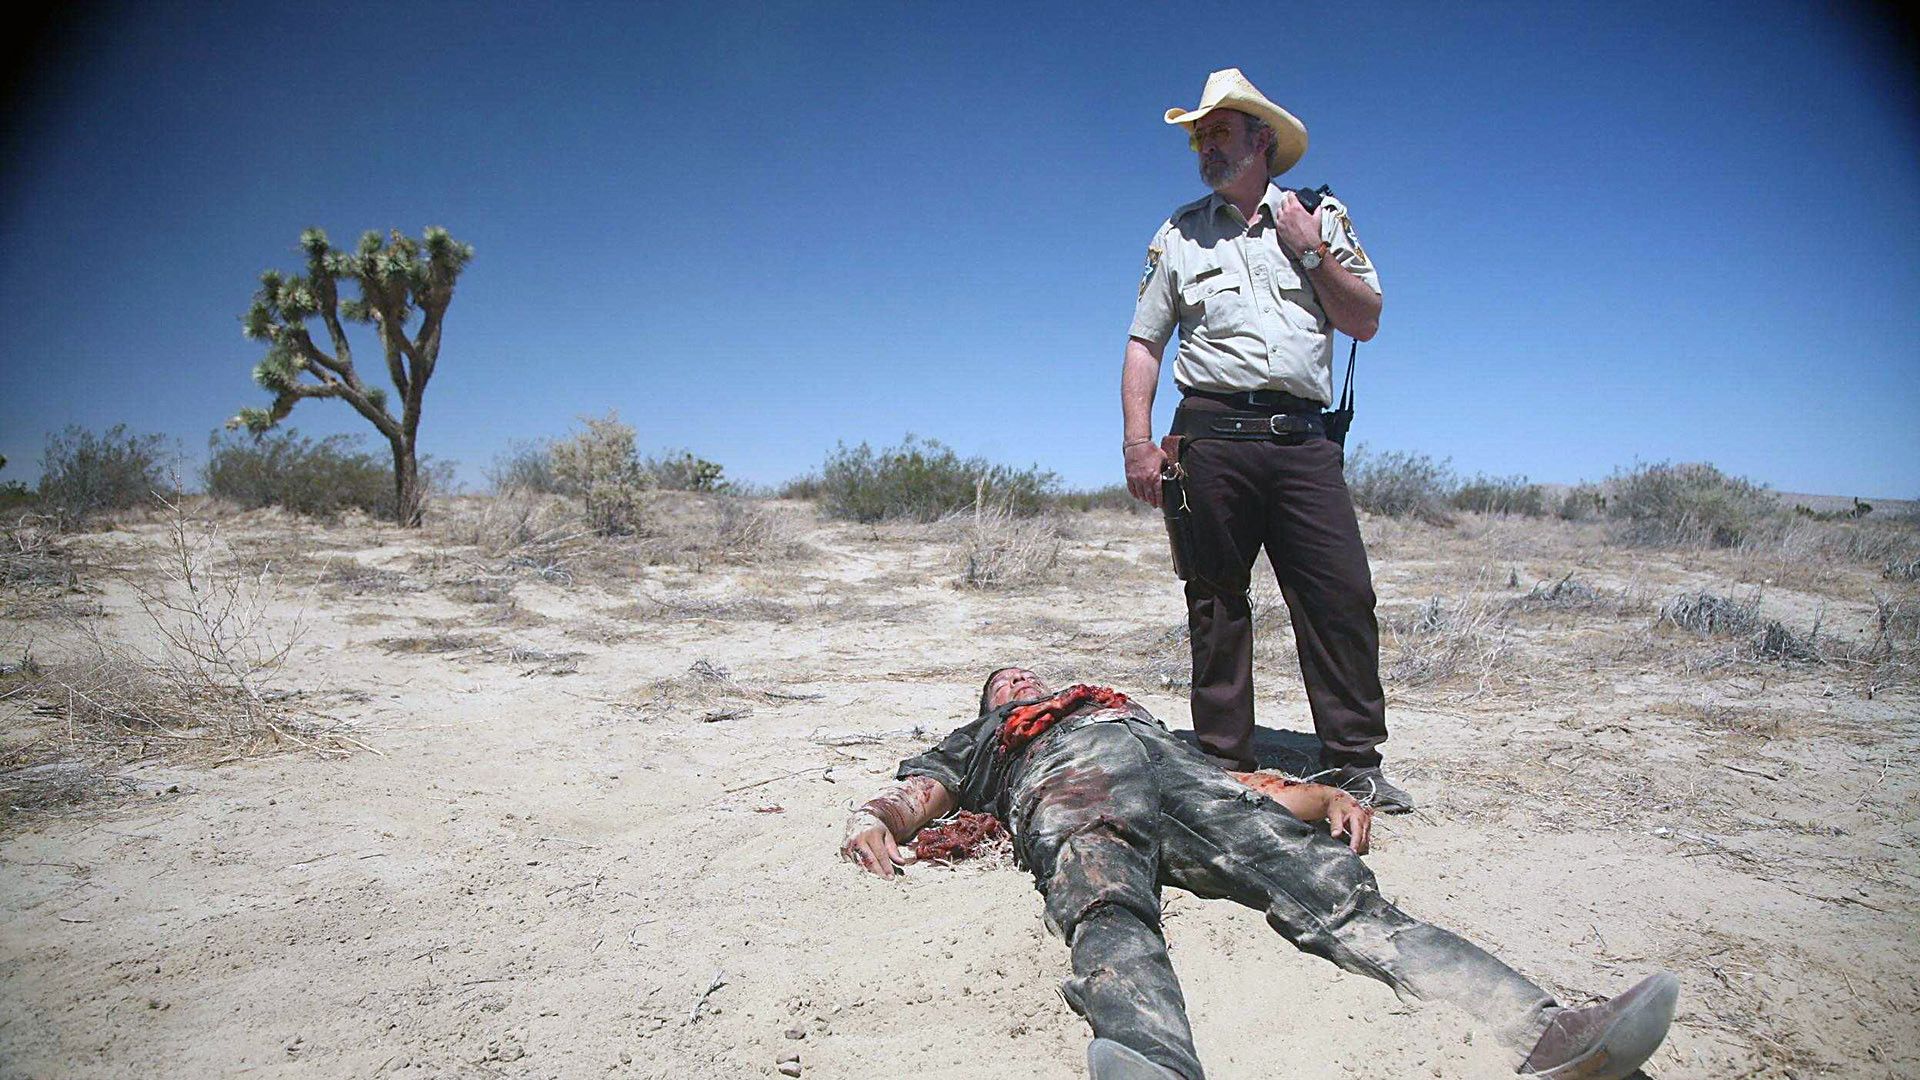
3, 495, 1916, 1079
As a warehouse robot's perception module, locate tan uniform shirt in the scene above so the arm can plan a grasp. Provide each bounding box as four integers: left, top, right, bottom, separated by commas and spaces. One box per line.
1128, 183, 1381, 405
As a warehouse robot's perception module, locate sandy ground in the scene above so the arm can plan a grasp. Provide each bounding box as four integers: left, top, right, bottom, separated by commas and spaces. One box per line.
3, 497, 1917, 1079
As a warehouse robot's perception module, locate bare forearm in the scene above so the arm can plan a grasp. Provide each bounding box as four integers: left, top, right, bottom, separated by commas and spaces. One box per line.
1307, 260, 1381, 341
1234, 773, 1338, 822
1121, 337, 1165, 443
855, 776, 956, 841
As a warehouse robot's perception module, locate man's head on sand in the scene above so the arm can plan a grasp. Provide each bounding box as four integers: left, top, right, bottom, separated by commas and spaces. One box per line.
979, 667, 1049, 715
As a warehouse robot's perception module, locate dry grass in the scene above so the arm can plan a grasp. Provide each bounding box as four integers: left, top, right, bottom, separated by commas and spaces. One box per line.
638, 494, 812, 570
627, 659, 823, 722
949, 502, 1064, 589
607, 592, 800, 625
0, 516, 92, 619
1382, 586, 1515, 696
425, 492, 811, 588
4, 501, 363, 816
376, 630, 486, 654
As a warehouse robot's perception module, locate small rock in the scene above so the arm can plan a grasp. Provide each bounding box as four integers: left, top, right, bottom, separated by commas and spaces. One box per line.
777, 1062, 802, 1078
784, 1027, 806, 1040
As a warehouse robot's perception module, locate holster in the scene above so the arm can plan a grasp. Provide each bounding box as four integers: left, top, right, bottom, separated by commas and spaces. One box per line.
1158, 434, 1199, 582
1323, 405, 1353, 448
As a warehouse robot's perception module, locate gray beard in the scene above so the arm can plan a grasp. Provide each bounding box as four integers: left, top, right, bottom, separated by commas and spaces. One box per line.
1200, 147, 1263, 190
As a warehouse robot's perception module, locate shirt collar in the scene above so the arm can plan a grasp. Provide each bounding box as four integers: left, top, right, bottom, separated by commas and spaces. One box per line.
1205, 182, 1287, 224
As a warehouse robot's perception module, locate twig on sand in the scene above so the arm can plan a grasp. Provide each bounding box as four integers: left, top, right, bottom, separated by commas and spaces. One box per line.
1719, 761, 1785, 781
535, 835, 601, 850
688, 969, 727, 1024
724, 764, 833, 795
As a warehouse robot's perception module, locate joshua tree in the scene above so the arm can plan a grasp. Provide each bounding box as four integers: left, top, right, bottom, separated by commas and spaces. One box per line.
233, 227, 473, 526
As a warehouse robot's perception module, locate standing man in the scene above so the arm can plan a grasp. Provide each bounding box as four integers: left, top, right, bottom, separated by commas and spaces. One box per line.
1122, 68, 1411, 811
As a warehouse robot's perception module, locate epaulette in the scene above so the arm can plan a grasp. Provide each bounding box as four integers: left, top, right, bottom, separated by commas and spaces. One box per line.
1168, 192, 1214, 226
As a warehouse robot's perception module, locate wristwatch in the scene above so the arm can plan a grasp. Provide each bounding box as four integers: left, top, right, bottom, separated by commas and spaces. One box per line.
1299, 240, 1332, 270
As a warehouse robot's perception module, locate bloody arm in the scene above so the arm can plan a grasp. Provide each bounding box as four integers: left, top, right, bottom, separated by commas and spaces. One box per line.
839, 775, 958, 879
1230, 772, 1373, 854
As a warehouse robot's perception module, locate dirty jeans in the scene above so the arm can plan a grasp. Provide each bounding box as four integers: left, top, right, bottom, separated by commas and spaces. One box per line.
1009, 718, 1556, 1080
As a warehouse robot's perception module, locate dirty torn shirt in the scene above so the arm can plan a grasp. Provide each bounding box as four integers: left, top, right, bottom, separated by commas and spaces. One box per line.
894, 698, 1163, 826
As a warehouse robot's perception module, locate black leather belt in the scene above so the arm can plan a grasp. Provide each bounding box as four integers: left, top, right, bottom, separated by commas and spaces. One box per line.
1172, 409, 1326, 440
1178, 386, 1328, 413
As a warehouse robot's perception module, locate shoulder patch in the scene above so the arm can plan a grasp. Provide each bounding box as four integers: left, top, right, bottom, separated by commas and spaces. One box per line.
1137, 245, 1162, 298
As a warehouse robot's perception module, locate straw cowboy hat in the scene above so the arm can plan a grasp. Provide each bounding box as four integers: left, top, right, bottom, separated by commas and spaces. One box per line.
1164, 68, 1308, 177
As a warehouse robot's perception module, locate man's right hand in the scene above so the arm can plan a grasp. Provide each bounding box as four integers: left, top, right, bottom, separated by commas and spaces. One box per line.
840, 812, 915, 879
1124, 441, 1167, 508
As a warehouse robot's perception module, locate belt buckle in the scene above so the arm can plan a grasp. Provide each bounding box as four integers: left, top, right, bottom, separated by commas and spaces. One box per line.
1267, 414, 1294, 436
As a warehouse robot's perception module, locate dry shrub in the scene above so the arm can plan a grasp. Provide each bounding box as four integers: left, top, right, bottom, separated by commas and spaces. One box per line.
1515, 573, 1603, 610
1344, 445, 1456, 524
613, 592, 798, 624
478, 644, 582, 676
951, 502, 1063, 589
30, 500, 352, 758
376, 630, 483, 654
1112, 621, 1192, 690
812, 435, 1058, 523
1659, 592, 1764, 638
435, 490, 584, 559
203, 428, 393, 519
1876, 595, 1920, 645
1606, 461, 1781, 548
1555, 483, 1607, 522
629, 659, 821, 721
1451, 474, 1547, 517
1382, 590, 1513, 694
549, 412, 651, 536
710, 498, 805, 561
318, 561, 424, 596
1657, 592, 1825, 665
448, 577, 514, 605
36, 424, 178, 526
640, 495, 809, 568
1508, 573, 1651, 621
1, 517, 79, 590
1, 516, 89, 619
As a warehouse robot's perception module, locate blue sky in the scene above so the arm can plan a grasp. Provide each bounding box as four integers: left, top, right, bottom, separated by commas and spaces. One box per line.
3, 1, 1916, 498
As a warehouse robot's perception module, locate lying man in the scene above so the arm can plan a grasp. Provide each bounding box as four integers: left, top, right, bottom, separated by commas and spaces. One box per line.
841, 667, 1677, 1080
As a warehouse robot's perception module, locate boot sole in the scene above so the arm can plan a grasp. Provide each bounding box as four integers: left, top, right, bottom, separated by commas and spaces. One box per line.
1526, 973, 1679, 1080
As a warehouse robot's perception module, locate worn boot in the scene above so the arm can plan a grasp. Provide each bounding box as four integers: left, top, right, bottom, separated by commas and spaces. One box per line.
1518, 972, 1679, 1079
1087, 1037, 1181, 1080
1326, 764, 1416, 814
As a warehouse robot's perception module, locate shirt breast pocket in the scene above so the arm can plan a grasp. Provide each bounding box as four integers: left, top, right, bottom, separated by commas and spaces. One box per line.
1180, 274, 1246, 334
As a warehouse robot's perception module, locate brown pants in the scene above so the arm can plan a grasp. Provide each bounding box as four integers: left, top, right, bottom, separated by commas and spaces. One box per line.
1177, 399, 1387, 772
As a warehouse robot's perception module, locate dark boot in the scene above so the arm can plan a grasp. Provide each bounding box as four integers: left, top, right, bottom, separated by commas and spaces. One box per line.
1326, 764, 1415, 814
1518, 972, 1679, 1079
1087, 1037, 1182, 1080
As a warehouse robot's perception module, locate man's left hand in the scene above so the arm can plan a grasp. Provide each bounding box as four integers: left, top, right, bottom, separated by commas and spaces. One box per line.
1272, 191, 1323, 261
1326, 794, 1373, 855
841, 812, 916, 879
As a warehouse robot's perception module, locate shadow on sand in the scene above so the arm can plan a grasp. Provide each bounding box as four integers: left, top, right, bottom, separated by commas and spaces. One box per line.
1172, 724, 1325, 775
